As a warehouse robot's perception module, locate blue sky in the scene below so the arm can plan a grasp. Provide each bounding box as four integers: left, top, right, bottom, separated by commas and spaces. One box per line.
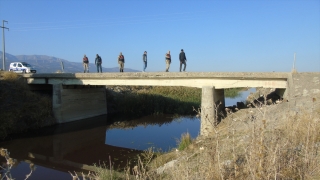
0, 0, 319, 72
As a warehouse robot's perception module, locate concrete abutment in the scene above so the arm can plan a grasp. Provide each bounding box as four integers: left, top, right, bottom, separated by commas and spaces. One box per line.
52, 84, 107, 123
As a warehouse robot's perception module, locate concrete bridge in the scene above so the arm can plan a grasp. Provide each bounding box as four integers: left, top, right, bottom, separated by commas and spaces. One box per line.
22, 72, 291, 136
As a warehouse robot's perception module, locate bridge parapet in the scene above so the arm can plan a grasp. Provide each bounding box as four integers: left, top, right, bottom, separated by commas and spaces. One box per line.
22, 72, 289, 89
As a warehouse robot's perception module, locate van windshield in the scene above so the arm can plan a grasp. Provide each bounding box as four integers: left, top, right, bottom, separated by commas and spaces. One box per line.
21, 63, 31, 67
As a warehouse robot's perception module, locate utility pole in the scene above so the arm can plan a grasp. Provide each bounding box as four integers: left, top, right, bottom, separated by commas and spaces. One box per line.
59, 59, 65, 73
291, 52, 297, 73
1, 20, 9, 71
293, 53, 296, 69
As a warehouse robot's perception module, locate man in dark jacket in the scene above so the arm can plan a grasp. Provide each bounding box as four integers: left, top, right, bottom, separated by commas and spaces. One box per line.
142, 51, 147, 72
95, 54, 102, 73
179, 49, 187, 72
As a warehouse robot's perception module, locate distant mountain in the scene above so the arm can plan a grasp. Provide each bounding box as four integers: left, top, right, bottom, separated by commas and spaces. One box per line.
0, 51, 139, 73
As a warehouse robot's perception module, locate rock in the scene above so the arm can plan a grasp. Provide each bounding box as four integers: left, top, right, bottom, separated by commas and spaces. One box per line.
156, 160, 178, 174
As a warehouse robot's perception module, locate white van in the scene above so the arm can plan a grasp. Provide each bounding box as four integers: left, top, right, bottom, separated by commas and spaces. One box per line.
9, 62, 37, 73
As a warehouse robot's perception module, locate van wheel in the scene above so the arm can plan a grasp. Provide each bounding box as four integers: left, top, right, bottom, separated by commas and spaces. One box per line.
9, 69, 13, 72
22, 70, 26, 73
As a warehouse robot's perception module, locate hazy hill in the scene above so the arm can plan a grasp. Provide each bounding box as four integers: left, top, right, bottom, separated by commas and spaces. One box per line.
0, 51, 139, 73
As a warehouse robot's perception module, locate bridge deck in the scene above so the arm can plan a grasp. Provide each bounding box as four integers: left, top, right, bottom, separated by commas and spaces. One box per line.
23, 72, 289, 89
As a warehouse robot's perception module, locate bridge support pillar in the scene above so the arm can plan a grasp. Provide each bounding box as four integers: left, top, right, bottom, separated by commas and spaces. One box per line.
52, 84, 107, 123
201, 86, 225, 136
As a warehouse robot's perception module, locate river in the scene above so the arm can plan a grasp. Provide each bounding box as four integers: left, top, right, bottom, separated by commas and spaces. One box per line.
0, 88, 256, 180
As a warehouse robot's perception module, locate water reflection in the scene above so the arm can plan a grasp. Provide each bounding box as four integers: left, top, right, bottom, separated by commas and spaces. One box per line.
225, 88, 256, 106
0, 88, 255, 179
0, 114, 200, 179
106, 115, 200, 151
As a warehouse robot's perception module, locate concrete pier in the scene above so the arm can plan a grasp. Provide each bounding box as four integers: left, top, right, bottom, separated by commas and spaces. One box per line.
200, 86, 225, 136
201, 86, 215, 136
52, 84, 107, 123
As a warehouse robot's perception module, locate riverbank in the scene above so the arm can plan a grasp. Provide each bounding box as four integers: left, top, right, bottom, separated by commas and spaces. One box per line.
0, 71, 53, 139
89, 72, 320, 179
147, 72, 320, 179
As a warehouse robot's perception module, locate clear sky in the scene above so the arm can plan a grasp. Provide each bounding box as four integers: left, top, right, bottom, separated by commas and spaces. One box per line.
0, 0, 319, 72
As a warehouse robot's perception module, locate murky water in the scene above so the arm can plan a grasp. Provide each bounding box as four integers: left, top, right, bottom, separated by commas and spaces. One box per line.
0, 89, 255, 180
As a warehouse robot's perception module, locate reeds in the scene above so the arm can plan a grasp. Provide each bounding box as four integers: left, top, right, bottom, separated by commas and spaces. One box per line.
177, 132, 192, 151
156, 96, 320, 179
0, 148, 35, 180
73, 148, 157, 180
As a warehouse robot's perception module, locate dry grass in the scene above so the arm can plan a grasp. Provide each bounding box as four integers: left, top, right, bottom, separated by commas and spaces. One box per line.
155, 101, 320, 179
78, 93, 320, 179
0, 71, 20, 81
73, 148, 159, 180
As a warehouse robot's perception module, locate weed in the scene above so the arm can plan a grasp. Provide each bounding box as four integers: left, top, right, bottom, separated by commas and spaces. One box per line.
177, 132, 192, 151
0, 148, 35, 180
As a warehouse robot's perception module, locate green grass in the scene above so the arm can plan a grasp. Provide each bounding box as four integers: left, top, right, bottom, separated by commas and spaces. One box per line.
224, 88, 244, 98
108, 86, 244, 117
109, 86, 202, 116
177, 132, 192, 151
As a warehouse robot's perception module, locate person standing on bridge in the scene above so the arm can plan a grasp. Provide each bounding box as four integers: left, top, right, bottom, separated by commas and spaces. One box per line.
83, 54, 89, 73
179, 49, 187, 72
165, 50, 171, 72
142, 51, 147, 72
118, 52, 125, 72
95, 54, 102, 73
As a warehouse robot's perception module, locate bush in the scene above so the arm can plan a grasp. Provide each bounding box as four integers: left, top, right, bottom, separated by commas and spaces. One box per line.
0, 72, 52, 139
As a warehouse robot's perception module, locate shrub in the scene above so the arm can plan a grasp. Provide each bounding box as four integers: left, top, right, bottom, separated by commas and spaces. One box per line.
0, 72, 52, 139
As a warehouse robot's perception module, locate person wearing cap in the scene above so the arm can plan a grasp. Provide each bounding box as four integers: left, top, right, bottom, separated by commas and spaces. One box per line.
165, 50, 171, 72
95, 54, 102, 73
118, 52, 125, 72
83, 54, 89, 73
179, 49, 187, 72
142, 51, 147, 72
